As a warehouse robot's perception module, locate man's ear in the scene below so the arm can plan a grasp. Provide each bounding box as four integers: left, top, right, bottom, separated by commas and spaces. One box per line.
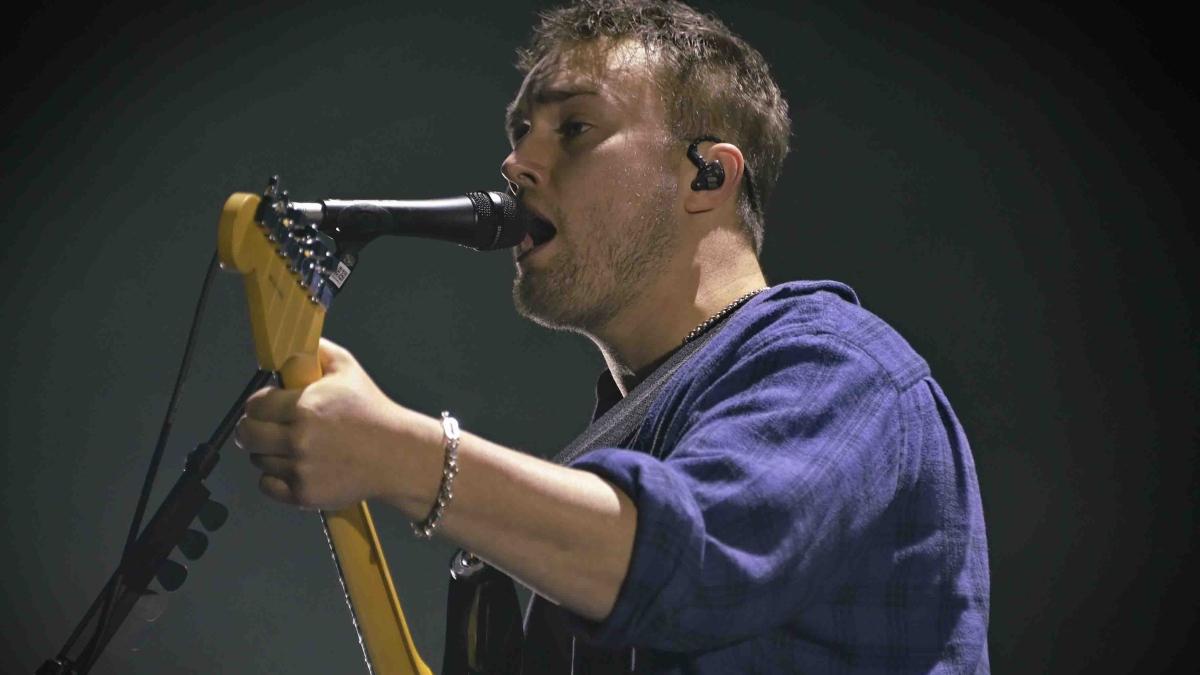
682, 142, 746, 214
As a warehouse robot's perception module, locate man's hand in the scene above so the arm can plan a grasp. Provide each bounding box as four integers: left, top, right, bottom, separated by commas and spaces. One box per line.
235, 338, 416, 510
234, 338, 637, 621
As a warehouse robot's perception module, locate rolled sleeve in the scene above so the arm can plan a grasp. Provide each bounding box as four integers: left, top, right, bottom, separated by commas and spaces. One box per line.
564, 331, 904, 652
567, 447, 706, 645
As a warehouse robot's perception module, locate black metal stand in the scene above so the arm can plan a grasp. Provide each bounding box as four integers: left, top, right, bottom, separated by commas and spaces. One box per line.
38, 370, 275, 675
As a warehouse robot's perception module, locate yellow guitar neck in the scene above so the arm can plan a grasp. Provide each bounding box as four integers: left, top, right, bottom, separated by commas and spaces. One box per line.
220, 187, 430, 674
282, 367, 430, 675
321, 505, 432, 675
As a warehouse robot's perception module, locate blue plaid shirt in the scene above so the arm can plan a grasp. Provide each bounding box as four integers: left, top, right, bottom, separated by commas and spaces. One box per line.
523, 280, 990, 673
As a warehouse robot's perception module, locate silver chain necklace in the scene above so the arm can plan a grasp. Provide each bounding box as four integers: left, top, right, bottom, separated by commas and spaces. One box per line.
682, 286, 770, 345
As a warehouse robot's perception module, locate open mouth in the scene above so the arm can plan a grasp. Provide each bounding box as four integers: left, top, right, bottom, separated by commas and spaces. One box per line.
517, 213, 558, 260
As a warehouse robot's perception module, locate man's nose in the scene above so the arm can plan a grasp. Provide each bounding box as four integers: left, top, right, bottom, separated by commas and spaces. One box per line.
501, 146, 548, 194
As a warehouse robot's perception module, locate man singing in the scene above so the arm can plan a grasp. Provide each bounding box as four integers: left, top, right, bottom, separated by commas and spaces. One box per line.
235, 1, 991, 672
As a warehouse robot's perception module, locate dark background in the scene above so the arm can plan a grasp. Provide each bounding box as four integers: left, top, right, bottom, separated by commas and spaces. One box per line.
2, 1, 1195, 672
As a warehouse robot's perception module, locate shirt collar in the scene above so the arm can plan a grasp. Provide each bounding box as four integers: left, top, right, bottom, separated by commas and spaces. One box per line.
587, 280, 860, 420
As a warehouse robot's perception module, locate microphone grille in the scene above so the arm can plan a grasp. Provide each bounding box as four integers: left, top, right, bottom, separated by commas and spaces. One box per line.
466, 190, 493, 219
465, 191, 526, 250
499, 190, 517, 223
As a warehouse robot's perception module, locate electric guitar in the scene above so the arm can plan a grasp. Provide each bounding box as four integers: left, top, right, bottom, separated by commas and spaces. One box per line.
217, 177, 431, 674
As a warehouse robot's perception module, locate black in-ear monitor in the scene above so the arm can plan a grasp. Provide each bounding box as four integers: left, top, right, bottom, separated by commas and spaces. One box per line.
688, 135, 726, 191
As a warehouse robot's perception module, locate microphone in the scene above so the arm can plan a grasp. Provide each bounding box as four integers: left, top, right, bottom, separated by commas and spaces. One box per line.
289, 191, 528, 251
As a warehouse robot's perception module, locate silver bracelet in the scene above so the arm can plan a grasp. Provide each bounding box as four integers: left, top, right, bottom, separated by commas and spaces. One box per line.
411, 411, 461, 539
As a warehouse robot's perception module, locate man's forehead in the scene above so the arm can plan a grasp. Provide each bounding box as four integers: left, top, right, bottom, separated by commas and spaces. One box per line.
508, 39, 661, 113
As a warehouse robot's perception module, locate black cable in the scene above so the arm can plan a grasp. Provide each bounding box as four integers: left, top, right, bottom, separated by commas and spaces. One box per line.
71, 251, 221, 670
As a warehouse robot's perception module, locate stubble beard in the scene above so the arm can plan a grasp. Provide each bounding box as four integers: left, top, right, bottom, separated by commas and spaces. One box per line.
512, 176, 677, 335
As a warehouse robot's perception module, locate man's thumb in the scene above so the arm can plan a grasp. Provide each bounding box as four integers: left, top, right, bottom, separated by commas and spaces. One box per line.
317, 337, 356, 374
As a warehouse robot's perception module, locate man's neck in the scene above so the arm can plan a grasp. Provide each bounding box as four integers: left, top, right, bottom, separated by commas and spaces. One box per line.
592, 244, 767, 396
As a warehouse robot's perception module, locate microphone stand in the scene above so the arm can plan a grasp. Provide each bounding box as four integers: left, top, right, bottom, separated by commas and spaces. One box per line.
39, 369, 275, 674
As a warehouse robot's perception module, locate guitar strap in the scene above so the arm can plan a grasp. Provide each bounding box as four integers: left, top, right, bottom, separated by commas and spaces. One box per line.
443, 315, 735, 675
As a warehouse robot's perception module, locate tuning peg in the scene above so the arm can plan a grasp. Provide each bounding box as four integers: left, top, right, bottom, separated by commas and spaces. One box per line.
178, 528, 209, 560
197, 499, 229, 532
156, 559, 188, 592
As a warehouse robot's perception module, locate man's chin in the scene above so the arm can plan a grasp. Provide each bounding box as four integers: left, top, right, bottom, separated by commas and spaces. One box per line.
512, 274, 591, 332
512, 275, 561, 327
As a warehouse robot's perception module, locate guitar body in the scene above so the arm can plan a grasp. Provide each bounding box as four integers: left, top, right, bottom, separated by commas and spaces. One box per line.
218, 186, 430, 674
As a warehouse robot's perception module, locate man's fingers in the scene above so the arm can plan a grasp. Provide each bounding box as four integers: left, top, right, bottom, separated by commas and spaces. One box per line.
249, 453, 296, 479
235, 416, 294, 456
244, 386, 302, 422
258, 474, 297, 505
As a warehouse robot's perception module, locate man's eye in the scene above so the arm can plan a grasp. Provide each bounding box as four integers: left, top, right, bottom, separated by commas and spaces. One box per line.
511, 122, 530, 143
558, 121, 591, 139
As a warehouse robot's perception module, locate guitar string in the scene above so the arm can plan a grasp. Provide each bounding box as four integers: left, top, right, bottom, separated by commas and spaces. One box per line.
319, 512, 377, 675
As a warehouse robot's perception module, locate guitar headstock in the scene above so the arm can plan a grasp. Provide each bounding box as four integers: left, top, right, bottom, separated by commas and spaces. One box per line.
218, 176, 351, 388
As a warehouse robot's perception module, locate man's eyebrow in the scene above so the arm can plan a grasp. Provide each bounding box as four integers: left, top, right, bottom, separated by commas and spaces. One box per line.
533, 87, 600, 104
